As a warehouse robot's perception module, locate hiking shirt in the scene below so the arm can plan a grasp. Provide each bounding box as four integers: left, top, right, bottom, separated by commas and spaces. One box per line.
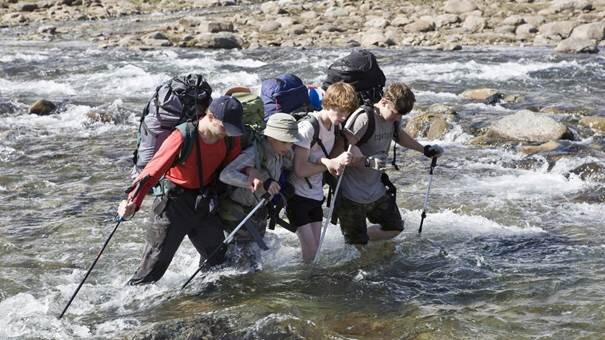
128, 129, 241, 209
289, 111, 335, 201
219, 138, 293, 207
341, 106, 400, 204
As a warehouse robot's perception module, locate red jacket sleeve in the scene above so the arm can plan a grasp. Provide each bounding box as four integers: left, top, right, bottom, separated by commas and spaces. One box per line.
128, 130, 183, 209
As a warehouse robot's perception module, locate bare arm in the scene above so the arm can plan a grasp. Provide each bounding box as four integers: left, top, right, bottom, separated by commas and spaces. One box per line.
396, 129, 424, 153
293, 145, 329, 178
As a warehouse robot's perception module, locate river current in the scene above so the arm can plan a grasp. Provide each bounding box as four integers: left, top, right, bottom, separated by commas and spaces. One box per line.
1, 40, 604, 339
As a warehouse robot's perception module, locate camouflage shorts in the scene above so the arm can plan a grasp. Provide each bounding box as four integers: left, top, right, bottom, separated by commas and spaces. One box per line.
336, 192, 404, 245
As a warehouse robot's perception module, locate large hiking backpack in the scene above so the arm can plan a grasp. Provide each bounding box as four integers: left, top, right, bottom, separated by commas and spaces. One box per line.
322, 49, 386, 105
260, 74, 310, 121
225, 86, 265, 129
132, 74, 212, 176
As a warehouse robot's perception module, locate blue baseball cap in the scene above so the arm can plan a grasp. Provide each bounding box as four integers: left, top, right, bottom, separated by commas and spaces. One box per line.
208, 95, 245, 136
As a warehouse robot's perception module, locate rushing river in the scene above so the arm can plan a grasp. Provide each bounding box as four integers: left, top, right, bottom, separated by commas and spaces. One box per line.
1, 38, 604, 339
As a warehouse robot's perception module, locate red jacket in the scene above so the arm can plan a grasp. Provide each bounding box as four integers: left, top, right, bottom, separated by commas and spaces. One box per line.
128, 129, 241, 208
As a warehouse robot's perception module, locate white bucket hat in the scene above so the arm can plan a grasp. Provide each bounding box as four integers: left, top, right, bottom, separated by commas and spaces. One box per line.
263, 113, 301, 143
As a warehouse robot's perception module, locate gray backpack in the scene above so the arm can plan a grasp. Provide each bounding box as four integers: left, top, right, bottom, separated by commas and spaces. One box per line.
131, 74, 212, 176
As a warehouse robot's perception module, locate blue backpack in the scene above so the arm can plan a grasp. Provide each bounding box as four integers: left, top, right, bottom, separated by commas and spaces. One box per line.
260, 74, 310, 121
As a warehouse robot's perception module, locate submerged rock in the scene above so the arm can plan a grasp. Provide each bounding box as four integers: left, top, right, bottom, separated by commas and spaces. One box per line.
29, 99, 56, 115
0, 101, 21, 115
461, 88, 501, 101
579, 116, 605, 132
127, 313, 231, 340
519, 140, 562, 155
540, 105, 593, 116
569, 162, 605, 182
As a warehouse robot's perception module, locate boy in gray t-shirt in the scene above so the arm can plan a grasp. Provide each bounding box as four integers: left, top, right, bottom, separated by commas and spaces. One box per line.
337, 83, 444, 246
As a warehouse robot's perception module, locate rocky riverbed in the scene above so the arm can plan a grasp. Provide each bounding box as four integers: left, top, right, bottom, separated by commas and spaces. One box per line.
2, 0, 605, 52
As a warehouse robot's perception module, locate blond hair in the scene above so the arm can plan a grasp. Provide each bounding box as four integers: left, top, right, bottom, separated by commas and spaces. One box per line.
322, 82, 359, 114
383, 83, 415, 115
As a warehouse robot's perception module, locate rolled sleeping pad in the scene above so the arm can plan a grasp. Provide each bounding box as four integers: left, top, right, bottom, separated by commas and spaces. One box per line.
307, 85, 324, 111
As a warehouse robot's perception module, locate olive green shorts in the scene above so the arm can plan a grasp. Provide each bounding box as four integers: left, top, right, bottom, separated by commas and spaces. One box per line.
336, 192, 404, 245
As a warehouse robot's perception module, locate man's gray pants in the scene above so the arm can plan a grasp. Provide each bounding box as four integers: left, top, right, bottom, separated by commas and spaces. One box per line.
128, 190, 225, 285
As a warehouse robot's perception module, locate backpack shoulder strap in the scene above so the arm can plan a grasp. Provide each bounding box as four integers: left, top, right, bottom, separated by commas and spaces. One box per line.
393, 120, 400, 141
356, 104, 376, 147
175, 121, 197, 164
305, 114, 330, 157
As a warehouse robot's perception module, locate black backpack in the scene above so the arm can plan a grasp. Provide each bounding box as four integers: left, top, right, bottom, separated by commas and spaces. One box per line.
132, 74, 212, 176
322, 49, 386, 105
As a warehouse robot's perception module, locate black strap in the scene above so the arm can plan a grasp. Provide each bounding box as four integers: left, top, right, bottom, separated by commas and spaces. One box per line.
304, 115, 332, 189
356, 104, 376, 147
391, 120, 400, 170
195, 129, 204, 190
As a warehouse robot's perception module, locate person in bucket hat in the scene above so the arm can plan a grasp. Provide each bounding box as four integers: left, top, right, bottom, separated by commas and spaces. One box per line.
218, 113, 300, 270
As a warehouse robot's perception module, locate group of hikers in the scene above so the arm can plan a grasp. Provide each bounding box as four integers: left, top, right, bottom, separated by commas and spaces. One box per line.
117, 50, 444, 285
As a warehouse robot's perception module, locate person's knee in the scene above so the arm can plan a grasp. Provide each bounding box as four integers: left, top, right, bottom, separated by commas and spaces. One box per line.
128, 263, 168, 285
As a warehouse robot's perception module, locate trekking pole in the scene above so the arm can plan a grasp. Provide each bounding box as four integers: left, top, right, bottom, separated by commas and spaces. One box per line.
418, 157, 438, 234
59, 217, 123, 319
181, 197, 268, 290
313, 145, 352, 264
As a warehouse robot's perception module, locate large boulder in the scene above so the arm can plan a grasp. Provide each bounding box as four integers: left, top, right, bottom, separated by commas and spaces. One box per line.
539, 21, 578, 39
141, 32, 173, 47
570, 22, 605, 41
502, 15, 526, 27
29, 99, 56, 115
194, 32, 242, 48
405, 105, 457, 139
260, 1, 285, 15
555, 37, 599, 53
516, 24, 538, 40
199, 22, 233, 33
463, 15, 487, 33
550, 0, 594, 12
444, 0, 478, 14
360, 31, 395, 47
404, 19, 435, 33
325, 6, 349, 17
473, 110, 570, 144
435, 14, 460, 28
365, 17, 389, 29
580, 116, 605, 132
